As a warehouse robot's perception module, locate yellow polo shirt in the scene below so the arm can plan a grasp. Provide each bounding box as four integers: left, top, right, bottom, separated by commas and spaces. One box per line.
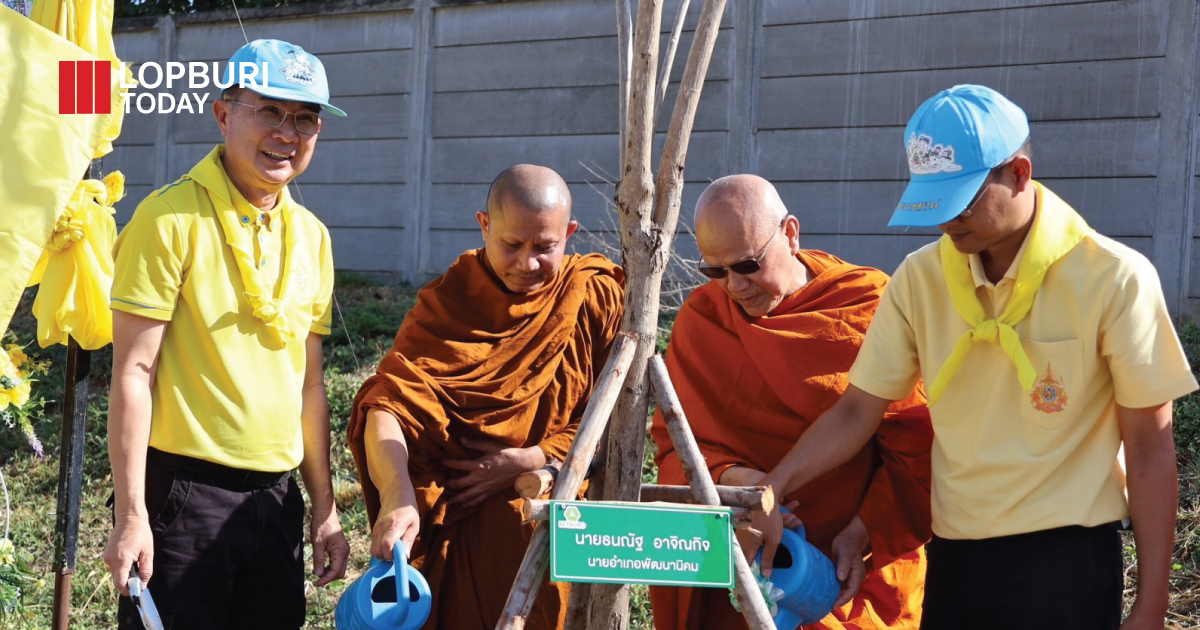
850, 193, 1196, 540
111, 146, 334, 472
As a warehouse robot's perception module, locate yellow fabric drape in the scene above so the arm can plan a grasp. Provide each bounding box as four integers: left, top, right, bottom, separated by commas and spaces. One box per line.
926, 183, 1093, 405
25, 173, 124, 350
31, 0, 129, 157
0, 7, 121, 341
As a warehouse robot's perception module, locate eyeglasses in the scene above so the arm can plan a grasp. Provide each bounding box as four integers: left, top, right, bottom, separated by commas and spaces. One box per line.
954, 158, 1014, 221
697, 217, 787, 279
225, 100, 323, 135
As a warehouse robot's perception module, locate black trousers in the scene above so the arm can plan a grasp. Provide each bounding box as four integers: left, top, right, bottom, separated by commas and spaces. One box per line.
920, 522, 1124, 630
117, 449, 305, 630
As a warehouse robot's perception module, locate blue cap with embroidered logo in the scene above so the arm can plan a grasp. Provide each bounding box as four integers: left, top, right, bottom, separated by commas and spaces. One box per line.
223, 39, 347, 118
888, 84, 1028, 227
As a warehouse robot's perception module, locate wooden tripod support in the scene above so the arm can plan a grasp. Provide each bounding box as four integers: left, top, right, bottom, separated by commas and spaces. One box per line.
495, 334, 638, 630
495, 350, 776, 629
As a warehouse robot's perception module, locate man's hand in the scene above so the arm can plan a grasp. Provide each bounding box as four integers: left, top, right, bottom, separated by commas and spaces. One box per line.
443, 436, 546, 507
830, 515, 869, 608
309, 508, 349, 587
371, 480, 422, 562
746, 503, 784, 578
103, 515, 155, 596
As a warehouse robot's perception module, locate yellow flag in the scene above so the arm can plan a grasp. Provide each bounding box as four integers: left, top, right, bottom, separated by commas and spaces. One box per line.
0, 7, 120, 339
31, 0, 128, 157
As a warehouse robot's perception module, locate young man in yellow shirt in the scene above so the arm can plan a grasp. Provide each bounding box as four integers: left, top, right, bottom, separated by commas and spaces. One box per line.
747, 85, 1196, 630
103, 40, 350, 629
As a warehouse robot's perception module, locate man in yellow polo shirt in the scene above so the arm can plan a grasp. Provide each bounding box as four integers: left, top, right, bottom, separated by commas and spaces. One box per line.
103, 40, 350, 629
748, 85, 1196, 630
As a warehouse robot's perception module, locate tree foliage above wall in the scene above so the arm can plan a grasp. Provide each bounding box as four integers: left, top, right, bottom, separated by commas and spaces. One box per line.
115, 0, 336, 19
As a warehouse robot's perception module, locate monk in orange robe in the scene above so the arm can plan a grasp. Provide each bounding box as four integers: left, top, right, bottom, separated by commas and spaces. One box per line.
650, 175, 932, 630
348, 164, 624, 629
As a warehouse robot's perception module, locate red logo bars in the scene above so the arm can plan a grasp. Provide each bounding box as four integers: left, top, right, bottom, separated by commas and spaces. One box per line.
59, 60, 112, 115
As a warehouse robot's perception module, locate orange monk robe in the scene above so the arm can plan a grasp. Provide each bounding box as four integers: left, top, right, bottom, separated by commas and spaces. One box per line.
348, 250, 624, 630
650, 250, 932, 630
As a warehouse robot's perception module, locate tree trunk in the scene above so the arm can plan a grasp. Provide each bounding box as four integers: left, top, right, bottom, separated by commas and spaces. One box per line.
587, 1, 664, 627
589, 0, 728, 627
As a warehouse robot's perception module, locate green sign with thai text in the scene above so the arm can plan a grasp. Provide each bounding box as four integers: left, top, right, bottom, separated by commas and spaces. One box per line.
549, 501, 733, 587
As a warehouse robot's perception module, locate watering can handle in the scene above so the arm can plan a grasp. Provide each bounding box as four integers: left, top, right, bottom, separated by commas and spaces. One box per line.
389, 540, 411, 626
779, 506, 807, 539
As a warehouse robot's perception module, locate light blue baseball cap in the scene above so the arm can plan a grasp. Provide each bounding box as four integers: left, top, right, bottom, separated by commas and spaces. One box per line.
223, 39, 347, 117
888, 84, 1028, 227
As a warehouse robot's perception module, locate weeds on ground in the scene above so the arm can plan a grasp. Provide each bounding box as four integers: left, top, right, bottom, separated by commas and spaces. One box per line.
1160, 320, 1200, 628
8, 279, 1200, 628
0, 274, 412, 628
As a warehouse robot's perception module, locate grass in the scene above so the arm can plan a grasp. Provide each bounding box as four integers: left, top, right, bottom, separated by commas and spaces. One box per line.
1163, 321, 1200, 628
2, 277, 1200, 628
0, 275, 416, 628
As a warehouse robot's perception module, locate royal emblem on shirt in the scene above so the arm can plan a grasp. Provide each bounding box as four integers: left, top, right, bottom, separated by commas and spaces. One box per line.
289, 268, 315, 302
907, 133, 962, 175
1030, 363, 1068, 414
280, 49, 315, 87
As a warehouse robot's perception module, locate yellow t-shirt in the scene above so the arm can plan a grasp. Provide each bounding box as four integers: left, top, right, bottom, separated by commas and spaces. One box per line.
850, 193, 1197, 540
111, 146, 334, 472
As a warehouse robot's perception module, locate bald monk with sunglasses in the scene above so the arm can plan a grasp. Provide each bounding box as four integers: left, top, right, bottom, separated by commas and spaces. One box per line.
649, 174, 933, 630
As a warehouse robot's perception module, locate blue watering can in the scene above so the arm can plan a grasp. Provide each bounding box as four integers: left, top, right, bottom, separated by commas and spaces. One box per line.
756, 517, 840, 630
335, 541, 432, 630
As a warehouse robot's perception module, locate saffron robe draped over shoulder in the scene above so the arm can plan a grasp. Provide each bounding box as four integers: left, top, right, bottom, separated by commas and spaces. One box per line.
650, 250, 932, 630
349, 249, 624, 629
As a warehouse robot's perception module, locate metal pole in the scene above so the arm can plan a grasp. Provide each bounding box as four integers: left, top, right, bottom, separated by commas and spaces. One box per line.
51, 158, 100, 630
52, 336, 91, 630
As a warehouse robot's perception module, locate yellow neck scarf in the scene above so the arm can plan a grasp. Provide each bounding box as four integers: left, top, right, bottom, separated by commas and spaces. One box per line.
926, 182, 1092, 405
188, 146, 299, 343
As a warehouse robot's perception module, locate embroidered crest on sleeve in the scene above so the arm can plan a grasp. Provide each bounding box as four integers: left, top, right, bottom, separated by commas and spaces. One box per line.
907, 133, 963, 175
1030, 363, 1068, 413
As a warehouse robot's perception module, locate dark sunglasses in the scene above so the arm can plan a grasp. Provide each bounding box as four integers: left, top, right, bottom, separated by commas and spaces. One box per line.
697, 217, 787, 279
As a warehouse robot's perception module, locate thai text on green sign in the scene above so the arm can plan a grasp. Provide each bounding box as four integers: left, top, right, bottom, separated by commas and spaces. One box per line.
549, 500, 733, 587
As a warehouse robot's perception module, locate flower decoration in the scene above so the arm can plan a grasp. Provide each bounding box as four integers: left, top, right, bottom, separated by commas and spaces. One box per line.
0, 344, 46, 458
0, 540, 15, 567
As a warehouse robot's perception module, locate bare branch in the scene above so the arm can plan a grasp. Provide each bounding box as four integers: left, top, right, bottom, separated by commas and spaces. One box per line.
654, 0, 692, 126
654, 0, 727, 232
616, 0, 633, 169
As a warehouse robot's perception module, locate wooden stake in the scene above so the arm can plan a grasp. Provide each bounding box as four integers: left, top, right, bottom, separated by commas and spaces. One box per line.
522, 499, 752, 528
495, 334, 637, 630
515, 459, 562, 499
640, 484, 774, 513
648, 355, 775, 629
